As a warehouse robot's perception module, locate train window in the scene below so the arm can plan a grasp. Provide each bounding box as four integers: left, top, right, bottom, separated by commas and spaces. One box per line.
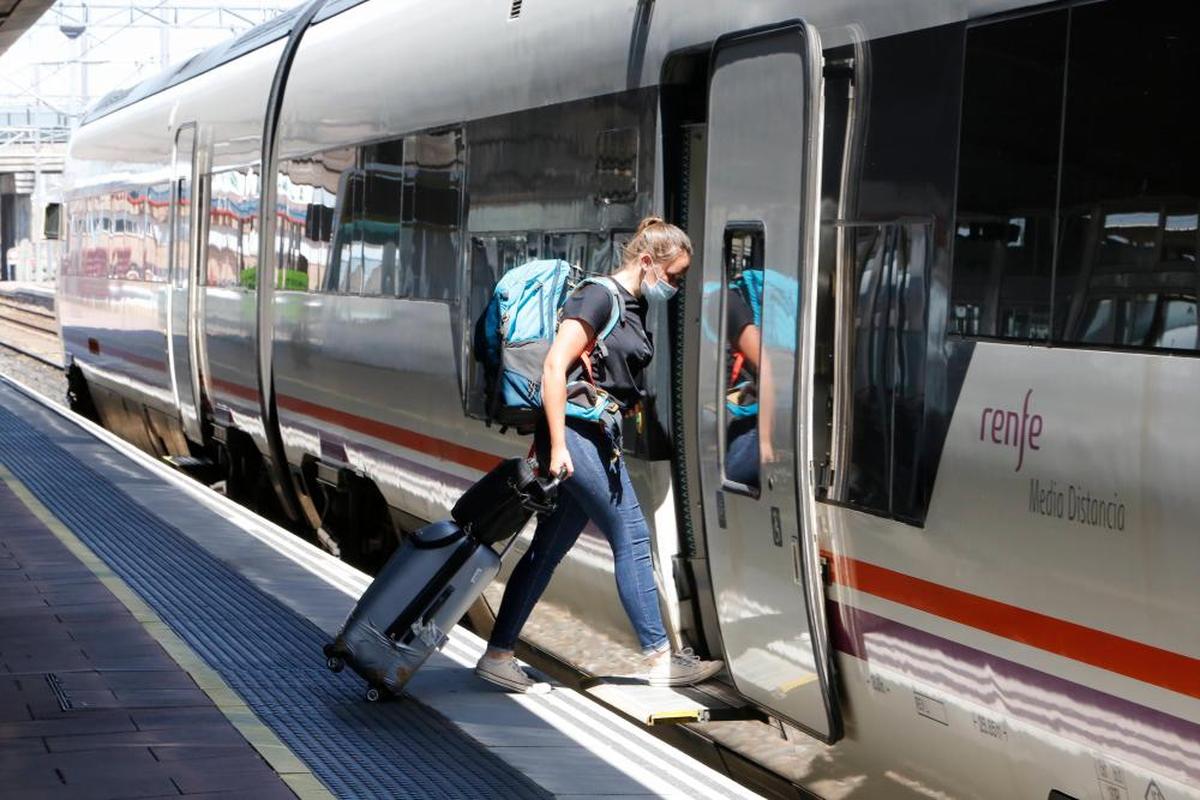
277, 148, 353, 292
595, 127, 639, 205
1052, 0, 1199, 351
950, 10, 1067, 341
838, 222, 932, 522
146, 183, 171, 282
328, 170, 365, 294
361, 139, 405, 297
399, 129, 465, 301
719, 225, 766, 494
952, 0, 1200, 354
205, 169, 260, 289
43, 203, 61, 241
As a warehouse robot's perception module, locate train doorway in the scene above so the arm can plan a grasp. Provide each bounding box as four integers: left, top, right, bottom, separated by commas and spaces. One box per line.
693, 21, 841, 742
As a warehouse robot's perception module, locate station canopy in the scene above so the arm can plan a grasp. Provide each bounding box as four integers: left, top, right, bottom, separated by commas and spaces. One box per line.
0, 0, 55, 59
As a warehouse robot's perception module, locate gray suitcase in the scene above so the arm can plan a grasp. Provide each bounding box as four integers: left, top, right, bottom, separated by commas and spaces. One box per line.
324, 520, 510, 701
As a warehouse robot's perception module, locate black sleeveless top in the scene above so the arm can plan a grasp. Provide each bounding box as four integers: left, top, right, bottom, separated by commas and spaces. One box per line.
561, 280, 653, 411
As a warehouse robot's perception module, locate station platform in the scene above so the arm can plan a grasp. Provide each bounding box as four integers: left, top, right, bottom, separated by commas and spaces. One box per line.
0, 373, 758, 799
0, 280, 55, 312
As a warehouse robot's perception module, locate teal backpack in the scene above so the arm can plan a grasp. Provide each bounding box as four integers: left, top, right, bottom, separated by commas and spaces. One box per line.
722, 268, 800, 418
479, 260, 622, 431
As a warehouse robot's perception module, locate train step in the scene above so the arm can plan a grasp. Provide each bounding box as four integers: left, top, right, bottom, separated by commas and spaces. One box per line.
161, 454, 222, 482
582, 678, 769, 725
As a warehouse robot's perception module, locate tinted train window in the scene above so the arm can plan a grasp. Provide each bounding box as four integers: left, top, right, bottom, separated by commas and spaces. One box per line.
285, 130, 464, 299
276, 148, 354, 292
1053, 1, 1199, 350
206, 169, 260, 289
400, 129, 465, 301
950, 10, 1067, 341
952, 0, 1200, 353
361, 140, 404, 296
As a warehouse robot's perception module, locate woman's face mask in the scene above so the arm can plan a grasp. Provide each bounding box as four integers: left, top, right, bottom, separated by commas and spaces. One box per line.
641, 259, 680, 303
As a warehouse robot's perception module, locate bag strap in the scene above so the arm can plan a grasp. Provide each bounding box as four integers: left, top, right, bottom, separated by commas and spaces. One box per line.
577, 276, 623, 386
728, 351, 745, 386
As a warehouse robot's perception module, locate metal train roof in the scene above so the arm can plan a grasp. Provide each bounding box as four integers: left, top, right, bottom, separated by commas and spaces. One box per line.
80, 1, 336, 126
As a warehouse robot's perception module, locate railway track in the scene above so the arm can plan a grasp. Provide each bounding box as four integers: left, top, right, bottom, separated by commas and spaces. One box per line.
0, 299, 64, 370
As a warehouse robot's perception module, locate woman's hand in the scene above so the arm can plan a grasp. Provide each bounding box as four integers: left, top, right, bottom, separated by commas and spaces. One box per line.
548, 444, 574, 479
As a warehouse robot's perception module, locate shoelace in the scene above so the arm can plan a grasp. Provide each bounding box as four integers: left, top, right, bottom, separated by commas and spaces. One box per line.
670, 647, 701, 667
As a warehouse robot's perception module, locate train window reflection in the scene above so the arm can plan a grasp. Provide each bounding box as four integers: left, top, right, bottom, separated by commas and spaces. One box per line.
361, 140, 405, 296
206, 169, 259, 289
721, 225, 765, 493
952, 1, 1200, 355
401, 129, 465, 301
329, 170, 364, 294
949, 10, 1066, 341
1053, 0, 1199, 350
277, 148, 353, 292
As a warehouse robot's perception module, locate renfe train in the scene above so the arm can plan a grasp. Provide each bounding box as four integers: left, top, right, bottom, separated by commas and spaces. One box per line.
56, 1, 1199, 797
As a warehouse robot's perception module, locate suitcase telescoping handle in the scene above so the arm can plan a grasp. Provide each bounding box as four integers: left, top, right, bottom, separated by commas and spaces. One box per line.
498, 467, 568, 559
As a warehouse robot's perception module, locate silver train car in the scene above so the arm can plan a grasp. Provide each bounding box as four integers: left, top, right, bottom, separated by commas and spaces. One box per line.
58, 1, 1200, 798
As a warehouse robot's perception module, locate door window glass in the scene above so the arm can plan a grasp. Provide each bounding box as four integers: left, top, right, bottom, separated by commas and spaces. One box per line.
720, 225, 765, 493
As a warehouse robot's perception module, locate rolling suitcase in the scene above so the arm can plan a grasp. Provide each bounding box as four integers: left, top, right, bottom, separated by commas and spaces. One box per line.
324, 458, 559, 702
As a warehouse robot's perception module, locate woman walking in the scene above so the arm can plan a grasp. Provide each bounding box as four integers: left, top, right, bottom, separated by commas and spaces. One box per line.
476, 217, 724, 692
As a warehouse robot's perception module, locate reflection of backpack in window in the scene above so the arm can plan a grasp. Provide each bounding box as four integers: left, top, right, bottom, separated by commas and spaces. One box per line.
723, 268, 799, 418
478, 259, 621, 432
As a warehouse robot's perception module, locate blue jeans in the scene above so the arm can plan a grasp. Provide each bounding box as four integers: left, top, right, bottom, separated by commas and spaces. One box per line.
488, 419, 669, 654
725, 416, 760, 489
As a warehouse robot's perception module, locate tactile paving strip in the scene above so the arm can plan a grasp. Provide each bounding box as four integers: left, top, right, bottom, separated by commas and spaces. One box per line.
0, 401, 551, 800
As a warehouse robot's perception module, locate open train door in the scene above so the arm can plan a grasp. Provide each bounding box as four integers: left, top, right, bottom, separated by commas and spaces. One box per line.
696, 21, 841, 742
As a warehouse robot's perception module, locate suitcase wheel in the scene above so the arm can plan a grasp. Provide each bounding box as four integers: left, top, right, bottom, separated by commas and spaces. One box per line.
365, 686, 387, 703
326, 654, 345, 673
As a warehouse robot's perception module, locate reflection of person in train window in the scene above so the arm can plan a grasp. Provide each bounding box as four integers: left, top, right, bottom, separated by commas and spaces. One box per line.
476, 217, 724, 693
725, 285, 774, 489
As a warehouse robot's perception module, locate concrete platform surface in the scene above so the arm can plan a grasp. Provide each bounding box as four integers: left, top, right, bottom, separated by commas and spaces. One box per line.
0, 480, 302, 800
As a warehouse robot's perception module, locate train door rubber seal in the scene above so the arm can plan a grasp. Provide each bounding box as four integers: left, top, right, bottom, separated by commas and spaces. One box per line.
253, 0, 332, 526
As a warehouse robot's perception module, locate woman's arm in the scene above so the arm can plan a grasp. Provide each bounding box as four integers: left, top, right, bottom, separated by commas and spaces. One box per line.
735, 324, 775, 463
542, 318, 592, 478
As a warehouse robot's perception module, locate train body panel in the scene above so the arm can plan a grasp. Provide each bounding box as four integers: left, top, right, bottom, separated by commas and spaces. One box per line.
58, 1, 1200, 797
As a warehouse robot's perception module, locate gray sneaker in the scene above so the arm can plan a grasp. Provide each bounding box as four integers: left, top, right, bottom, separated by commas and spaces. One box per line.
640, 648, 724, 687
475, 655, 552, 695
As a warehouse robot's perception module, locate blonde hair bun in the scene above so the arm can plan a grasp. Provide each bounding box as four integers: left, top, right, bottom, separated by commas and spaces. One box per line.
623, 215, 692, 267
635, 216, 666, 235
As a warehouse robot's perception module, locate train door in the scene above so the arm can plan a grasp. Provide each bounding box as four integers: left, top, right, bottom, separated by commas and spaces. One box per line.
167, 124, 203, 444
695, 22, 840, 741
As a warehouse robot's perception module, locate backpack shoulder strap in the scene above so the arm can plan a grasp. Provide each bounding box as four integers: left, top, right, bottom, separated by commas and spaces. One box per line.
579, 276, 623, 341
575, 276, 624, 380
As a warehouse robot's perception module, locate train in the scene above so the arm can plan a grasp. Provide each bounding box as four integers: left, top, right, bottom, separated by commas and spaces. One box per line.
57, 0, 1200, 798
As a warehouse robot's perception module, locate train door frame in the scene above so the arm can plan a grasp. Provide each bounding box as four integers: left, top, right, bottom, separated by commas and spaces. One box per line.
168, 123, 204, 445
692, 20, 842, 743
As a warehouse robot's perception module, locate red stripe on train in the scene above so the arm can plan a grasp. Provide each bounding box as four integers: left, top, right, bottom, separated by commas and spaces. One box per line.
823, 550, 1200, 700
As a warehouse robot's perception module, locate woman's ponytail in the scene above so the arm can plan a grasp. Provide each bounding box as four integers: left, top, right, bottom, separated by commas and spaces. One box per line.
622, 216, 692, 268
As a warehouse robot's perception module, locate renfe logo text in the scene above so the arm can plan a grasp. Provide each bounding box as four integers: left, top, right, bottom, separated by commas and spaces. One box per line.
979, 389, 1042, 472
